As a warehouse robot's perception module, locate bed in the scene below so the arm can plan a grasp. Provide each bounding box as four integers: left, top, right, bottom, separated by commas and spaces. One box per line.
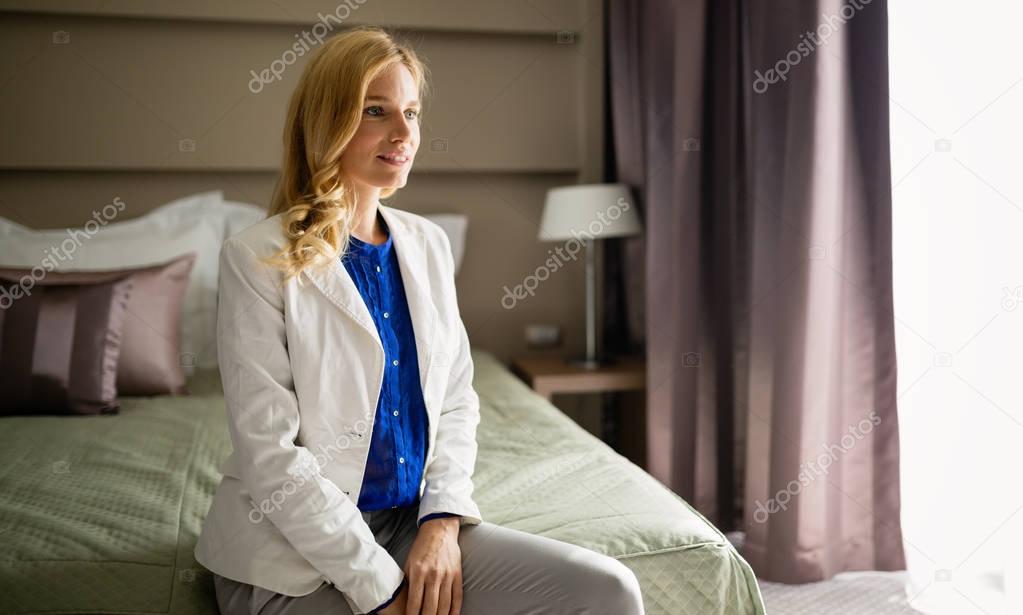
0, 349, 766, 615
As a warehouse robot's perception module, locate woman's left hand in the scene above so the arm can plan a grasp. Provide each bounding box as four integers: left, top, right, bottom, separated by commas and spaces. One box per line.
403, 517, 462, 615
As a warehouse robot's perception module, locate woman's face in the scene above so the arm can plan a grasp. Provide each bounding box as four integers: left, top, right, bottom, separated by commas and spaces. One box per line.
340, 63, 421, 197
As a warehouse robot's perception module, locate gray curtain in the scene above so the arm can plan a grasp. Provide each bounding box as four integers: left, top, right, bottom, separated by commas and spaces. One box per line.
605, 0, 907, 582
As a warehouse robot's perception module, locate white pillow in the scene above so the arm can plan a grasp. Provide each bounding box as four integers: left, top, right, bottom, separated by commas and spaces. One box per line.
222, 200, 269, 240
0, 190, 224, 241
424, 213, 468, 275
0, 191, 226, 371
89, 191, 224, 238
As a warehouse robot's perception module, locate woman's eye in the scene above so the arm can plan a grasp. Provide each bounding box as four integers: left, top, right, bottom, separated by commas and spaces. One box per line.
364, 106, 418, 120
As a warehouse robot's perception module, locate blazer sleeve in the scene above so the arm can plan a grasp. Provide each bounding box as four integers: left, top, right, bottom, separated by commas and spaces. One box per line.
417, 229, 484, 527
216, 236, 404, 614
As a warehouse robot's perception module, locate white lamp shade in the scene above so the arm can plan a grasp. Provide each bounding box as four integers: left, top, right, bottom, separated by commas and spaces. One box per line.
538, 183, 642, 241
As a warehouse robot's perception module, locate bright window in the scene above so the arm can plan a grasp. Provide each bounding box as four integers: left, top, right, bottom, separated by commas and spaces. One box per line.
890, 2, 1023, 613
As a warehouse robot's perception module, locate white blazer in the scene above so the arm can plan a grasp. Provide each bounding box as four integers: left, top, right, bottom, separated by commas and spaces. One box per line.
194, 205, 483, 614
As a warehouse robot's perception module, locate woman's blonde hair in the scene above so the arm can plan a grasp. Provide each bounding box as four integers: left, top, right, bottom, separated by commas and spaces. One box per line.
262, 26, 428, 284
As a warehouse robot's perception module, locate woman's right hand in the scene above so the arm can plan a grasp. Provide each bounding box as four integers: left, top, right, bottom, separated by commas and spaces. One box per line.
378, 583, 408, 615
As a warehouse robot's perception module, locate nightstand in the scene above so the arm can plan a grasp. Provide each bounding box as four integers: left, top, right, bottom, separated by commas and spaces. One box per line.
510, 355, 647, 469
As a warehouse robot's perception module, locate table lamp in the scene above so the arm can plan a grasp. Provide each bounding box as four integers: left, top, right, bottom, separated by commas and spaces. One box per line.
538, 183, 642, 369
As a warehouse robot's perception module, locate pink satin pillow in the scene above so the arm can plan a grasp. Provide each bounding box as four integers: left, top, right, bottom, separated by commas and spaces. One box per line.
0, 275, 132, 415
0, 253, 196, 398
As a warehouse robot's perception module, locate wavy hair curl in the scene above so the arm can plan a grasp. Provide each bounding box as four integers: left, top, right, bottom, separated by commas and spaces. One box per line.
262, 26, 428, 284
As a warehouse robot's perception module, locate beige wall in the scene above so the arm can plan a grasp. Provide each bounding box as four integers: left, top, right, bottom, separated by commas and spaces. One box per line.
0, 1, 609, 433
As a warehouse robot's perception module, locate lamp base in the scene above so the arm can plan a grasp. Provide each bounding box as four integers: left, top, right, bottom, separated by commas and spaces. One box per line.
565, 356, 617, 370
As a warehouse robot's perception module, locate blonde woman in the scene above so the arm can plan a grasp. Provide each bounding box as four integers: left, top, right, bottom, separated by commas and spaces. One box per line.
194, 26, 645, 615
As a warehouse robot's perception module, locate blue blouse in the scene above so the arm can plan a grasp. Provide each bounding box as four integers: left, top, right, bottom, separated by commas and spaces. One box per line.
341, 214, 459, 612
341, 227, 426, 510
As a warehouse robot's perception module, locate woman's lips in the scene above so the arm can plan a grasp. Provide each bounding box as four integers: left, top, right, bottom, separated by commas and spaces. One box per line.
377, 155, 409, 167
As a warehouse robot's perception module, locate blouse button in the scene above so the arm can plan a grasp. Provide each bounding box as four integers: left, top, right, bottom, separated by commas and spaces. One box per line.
398, 457, 405, 464
383, 312, 389, 318
392, 359, 399, 366
376, 265, 381, 273
393, 410, 399, 416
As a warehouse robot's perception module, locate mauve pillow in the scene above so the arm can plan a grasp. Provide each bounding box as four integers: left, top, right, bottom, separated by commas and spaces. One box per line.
0, 275, 133, 416
0, 253, 196, 396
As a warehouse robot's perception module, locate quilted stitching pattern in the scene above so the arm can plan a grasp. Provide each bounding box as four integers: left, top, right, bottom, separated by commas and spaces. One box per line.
622, 547, 767, 615
0, 378, 227, 614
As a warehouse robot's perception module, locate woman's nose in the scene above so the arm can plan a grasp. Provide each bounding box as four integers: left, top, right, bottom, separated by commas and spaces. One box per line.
390, 116, 413, 141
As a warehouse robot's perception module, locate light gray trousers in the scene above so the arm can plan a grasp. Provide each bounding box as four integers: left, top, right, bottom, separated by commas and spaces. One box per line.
212, 501, 645, 615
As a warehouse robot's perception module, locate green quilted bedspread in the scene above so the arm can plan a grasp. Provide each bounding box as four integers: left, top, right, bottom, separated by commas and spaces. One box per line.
0, 351, 765, 614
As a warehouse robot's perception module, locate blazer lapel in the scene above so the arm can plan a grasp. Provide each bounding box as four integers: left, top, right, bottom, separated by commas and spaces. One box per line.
302, 240, 379, 345
302, 206, 440, 394
380, 205, 440, 394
